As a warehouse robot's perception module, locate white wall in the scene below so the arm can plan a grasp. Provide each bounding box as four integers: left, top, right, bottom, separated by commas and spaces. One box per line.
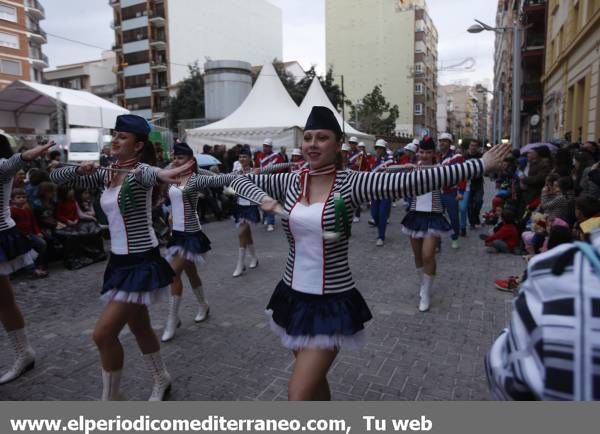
326, 0, 415, 134
167, 0, 283, 85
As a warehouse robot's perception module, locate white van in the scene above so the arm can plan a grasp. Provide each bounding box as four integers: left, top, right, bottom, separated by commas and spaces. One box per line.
68, 128, 102, 162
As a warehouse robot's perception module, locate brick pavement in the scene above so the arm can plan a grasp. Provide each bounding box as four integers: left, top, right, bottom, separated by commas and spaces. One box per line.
0, 188, 524, 401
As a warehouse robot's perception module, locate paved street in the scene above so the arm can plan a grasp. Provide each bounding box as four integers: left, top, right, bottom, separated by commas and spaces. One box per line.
0, 192, 523, 401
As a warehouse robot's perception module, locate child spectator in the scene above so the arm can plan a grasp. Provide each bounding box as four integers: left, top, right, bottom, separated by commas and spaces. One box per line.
56, 186, 79, 229
538, 175, 576, 225
481, 208, 520, 254
574, 195, 600, 241
10, 189, 48, 278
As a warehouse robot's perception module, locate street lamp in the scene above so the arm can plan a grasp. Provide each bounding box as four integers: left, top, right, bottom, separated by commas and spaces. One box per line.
467, 19, 521, 150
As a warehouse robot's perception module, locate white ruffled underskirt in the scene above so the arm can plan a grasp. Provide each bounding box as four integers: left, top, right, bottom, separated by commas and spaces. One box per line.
266, 311, 366, 351
100, 286, 169, 306
235, 218, 257, 228
400, 227, 450, 239
0, 250, 37, 276
165, 246, 206, 265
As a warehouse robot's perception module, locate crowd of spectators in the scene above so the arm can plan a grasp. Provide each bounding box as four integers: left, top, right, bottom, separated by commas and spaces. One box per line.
476, 140, 600, 291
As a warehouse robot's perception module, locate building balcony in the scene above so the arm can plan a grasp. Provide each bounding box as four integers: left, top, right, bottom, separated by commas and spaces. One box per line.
27, 27, 47, 44
25, 0, 45, 19
150, 37, 167, 50
151, 82, 168, 94
122, 39, 149, 54
151, 60, 167, 71
30, 52, 48, 69
149, 10, 166, 27
109, 0, 120, 6
523, 0, 546, 15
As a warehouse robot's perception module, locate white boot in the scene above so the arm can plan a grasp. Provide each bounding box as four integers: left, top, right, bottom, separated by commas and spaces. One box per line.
101, 369, 124, 401
419, 274, 434, 312
142, 352, 171, 401
247, 244, 259, 269
0, 328, 35, 385
161, 295, 182, 342
232, 248, 246, 277
190, 285, 210, 322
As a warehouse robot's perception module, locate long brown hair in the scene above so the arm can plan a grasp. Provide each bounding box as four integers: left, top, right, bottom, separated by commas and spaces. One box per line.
135, 133, 157, 166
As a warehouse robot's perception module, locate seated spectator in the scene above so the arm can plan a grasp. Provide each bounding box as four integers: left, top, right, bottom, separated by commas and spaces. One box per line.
32, 181, 63, 258
25, 168, 50, 206
481, 208, 519, 254
574, 195, 600, 241
13, 169, 25, 189
522, 212, 547, 255
486, 229, 600, 400
538, 175, 576, 225
10, 189, 48, 278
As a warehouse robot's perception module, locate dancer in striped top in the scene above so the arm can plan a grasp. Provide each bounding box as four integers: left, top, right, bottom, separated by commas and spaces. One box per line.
0, 139, 54, 385
399, 136, 452, 312
228, 106, 510, 400
161, 142, 272, 341
50, 115, 201, 401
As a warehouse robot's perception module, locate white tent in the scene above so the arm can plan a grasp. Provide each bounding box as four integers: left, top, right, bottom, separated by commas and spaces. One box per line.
0, 80, 128, 133
299, 78, 375, 146
186, 63, 305, 150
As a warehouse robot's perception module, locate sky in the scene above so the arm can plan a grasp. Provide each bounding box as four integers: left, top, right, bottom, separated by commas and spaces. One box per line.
43, 0, 497, 87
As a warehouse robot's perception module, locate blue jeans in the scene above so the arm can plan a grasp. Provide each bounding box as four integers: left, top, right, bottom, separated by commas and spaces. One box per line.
459, 190, 470, 231
441, 192, 460, 240
28, 234, 47, 268
265, 212, 275, 225
370, 199, 391, 240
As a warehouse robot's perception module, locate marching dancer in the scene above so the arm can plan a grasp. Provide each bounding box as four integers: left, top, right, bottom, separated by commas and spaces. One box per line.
254, 138, 284, 231
51, 115, 184, 400
161, 142, 275, 340
0, 139, 54, 385
232, 148, 262, 277
228, 106, 509, 400
399, 136, 452, 312
370, 139, 394, 246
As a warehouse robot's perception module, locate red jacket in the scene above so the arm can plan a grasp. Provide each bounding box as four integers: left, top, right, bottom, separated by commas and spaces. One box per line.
440, 151, 467, 194
56, 199, 78, 224
485, 223, 519, 250
254, 151, 284, 169
11, 206, 41, 235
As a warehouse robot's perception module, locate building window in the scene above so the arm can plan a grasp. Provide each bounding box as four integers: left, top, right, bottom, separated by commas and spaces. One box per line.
415, 83, 424, 95
415, 63, 424, 74
0, 31, 18, 49
0, 3, 17, 23
0, 58, 22, 75
415, 103, 423, 116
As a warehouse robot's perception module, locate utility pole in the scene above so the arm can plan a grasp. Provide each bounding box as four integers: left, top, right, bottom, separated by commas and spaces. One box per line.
510, 24, 522, 150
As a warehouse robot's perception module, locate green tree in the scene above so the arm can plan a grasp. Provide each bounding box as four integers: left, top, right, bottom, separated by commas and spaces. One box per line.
168, 62, 204, 128
272, 59, 305, 104
321, 67, 346, 111
349, 85, 399, 136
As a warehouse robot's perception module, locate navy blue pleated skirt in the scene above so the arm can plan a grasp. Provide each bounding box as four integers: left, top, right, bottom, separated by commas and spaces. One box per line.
167, 229, 211, 254
233, 204, 261, 225
266, 280, 372, 350
0, 226, 36, 276
400, 211, 452, 239
101, 246, 175, 305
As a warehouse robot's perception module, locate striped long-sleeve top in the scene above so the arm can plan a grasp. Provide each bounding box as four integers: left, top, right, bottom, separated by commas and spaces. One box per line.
169, 173, 266, 232
0, 154, 26, 231
231, 159, 484, 294
486, 230, 600, 400
51, 166, 268, 252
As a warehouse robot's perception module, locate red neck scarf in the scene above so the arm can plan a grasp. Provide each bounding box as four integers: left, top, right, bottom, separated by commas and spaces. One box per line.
107, 158, 138, 184
298, 164, 336, 202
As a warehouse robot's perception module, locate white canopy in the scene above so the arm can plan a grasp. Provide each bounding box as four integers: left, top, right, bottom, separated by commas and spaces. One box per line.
299, 78, 374, 146
186, 63, 305, 150
0, 80, 128, 132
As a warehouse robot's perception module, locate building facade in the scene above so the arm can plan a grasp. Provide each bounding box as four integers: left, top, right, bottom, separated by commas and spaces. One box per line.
110, 0, 282, 120
542, 0, 600, 143
440, 84, 481, 142
325, 0, 438, 137
44, 51, 118, 102
0, 0, 47, 89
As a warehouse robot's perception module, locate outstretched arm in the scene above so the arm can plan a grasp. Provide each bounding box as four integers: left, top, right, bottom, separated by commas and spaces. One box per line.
50, 166, 105, 189
230, 173, 295, 203
0, 154, 26, 180
349, 144, 510, 205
